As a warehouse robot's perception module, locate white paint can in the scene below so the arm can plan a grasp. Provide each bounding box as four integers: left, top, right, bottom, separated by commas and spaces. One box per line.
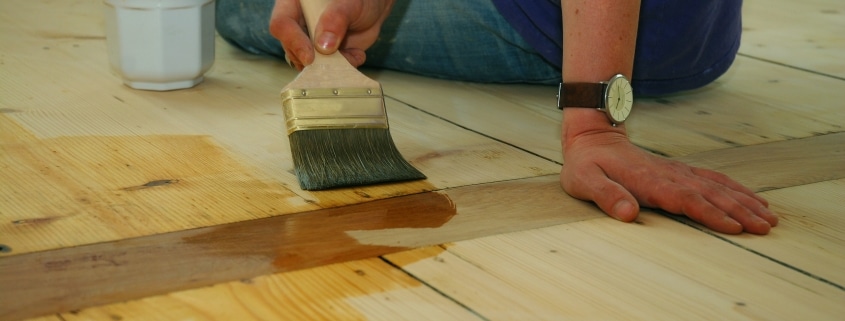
104, 0, 215, 91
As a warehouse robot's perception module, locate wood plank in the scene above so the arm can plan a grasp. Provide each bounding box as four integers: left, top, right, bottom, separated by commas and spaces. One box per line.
652, 135, 845, 288
630, 56, 845, 157
56, 258, 481, 321
741, 0, 845, 78
722, 178, 845, 287
386, 214, 845, 320
344, 175, 601, 249
375, 71, 563, 162
375, 54, 845, 161
676, 132, 845, 192
19, 317, 61, 321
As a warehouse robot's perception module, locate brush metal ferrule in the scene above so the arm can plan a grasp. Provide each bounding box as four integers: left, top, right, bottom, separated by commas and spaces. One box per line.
281, 87, 388, 135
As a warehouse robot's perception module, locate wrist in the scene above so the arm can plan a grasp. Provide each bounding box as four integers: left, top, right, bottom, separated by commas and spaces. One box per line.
561, 108, 627, 146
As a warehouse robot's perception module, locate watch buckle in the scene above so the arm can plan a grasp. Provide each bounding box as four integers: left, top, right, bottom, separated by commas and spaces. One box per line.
556, 83, 562, 110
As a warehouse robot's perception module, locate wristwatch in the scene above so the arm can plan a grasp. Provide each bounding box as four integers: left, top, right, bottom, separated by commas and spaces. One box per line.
557, 74, 633, 125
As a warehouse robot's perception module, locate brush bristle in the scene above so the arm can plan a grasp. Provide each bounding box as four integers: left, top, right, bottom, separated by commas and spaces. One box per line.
288, 128, 426, 190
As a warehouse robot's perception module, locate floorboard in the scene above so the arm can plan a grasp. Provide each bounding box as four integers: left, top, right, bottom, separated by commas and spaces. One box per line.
741, 0, 845, 78
722, 178, 845, 288
60, 258, 482, 321
386, 214, 845, 321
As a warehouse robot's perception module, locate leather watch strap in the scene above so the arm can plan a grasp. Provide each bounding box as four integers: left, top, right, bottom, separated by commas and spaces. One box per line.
558, 83, 604, 110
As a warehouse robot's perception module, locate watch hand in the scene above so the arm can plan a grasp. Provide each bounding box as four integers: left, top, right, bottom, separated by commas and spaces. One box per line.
616, 87, 622, 106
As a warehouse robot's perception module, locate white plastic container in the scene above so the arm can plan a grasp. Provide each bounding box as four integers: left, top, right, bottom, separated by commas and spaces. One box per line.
104, 0, 215, 91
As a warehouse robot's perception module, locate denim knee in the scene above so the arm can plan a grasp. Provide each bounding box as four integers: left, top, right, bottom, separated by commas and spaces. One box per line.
215, 0, 283, 57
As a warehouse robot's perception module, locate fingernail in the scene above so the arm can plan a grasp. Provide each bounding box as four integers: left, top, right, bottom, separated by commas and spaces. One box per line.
295, 48, 311, 65
611, 200, 634, 221
284, 53, 293, 68
761, 206, 779, 226
316, 31, 338, 52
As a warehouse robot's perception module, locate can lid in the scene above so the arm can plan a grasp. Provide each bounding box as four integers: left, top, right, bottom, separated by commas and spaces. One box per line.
104, 0, 213, 10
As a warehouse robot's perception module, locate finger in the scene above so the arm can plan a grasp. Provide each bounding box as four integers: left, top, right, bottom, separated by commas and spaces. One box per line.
313, 4, 352, 54
283, 50, 305, 70
340, 48, 367, 67
680, 193, 744, 234
714, 188, 778, 234
755, 206, 779, 227
641, 179, 744, 234
725, 186, 779, 227
269, 1, 315, 65
563, 165, 640, 222
684, 170, 776, 234
692, 167, 770, 207
705, 190, 773, 235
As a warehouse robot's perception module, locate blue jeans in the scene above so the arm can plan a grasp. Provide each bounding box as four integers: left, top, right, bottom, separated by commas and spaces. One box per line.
215, 0, 561, 84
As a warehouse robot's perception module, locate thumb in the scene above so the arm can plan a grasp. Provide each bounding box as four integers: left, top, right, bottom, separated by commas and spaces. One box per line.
563, 165, 640, 222
313, 7, 350, 54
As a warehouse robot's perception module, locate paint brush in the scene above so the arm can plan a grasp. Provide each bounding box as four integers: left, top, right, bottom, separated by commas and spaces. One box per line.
281, 0, 426, 190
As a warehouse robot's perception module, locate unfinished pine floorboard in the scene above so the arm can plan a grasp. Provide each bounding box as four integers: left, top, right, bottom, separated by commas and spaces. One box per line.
376, 54, 845, 161
742, 0, 845, 78
59, 258, 481, 321
720, 178, 845, 286
386, 211, 845, 321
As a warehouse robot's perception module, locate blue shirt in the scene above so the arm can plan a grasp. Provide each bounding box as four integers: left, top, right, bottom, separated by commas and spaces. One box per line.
490, 0, 743, 96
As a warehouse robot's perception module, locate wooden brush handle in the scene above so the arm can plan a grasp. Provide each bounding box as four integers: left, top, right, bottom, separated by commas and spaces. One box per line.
288, 0, 380, 90
300, 0, 349, 67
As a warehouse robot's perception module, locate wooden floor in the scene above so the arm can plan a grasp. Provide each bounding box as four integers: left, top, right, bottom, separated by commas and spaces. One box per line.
1, 0, 843, 320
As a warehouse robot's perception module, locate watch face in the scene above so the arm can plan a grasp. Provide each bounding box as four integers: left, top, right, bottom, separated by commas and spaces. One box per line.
605, 74, 633, 123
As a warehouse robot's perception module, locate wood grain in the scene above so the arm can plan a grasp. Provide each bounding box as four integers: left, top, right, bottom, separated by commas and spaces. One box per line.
375, 54, 845, 163
60, 258, 481, 321
724, 178, 845, 286
742, 0, 845, 77
1, 174, 600, 321
677, 132, 845, 192
386, 213, 845, 321
0, 192, 456, 321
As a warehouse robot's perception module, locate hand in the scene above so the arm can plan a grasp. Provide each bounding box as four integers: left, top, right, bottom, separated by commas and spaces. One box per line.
268, 0, 394, 70
560, 125, 779, 235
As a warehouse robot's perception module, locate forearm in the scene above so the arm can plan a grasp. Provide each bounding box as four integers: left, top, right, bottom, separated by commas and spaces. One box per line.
560, 0, 641, 142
